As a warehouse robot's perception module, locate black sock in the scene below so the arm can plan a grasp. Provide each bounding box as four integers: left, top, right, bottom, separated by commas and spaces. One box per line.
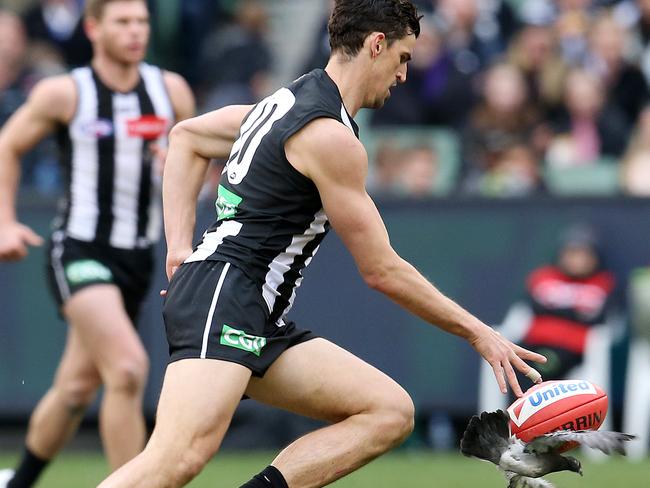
7, 447, 49, 488
239, 465, 289, 488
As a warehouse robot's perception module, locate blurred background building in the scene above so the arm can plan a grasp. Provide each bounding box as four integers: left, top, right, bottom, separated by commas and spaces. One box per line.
2, 0, 650, 458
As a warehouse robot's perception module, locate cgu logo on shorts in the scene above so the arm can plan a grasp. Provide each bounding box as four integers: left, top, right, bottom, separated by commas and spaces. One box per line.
65, 260, 113, 285
126, 115, 168, 140
508, 380, 597, 428
219, 324, 267, 356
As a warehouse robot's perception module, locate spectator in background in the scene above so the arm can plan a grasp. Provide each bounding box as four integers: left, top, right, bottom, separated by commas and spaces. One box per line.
299, 0, 335, 74
0, 10, 61, 191
0, 10, 31, 124
585, 12, 650, 127
520, 0, 596, 64
197, 0, 272, 111
461, 63, 544, 192
507, 23, 568, 119
546, 68, 628, 167
23, 0, 91, 68
615, 0, 650, 87
369, 143, 440, 198
371, 18, 476, 127
369, 141, 404, 196
431, 0, 515, 74
146, 0, 217, 87
395, 146, 439, 197
464, 143, 546, 197
621, 104, 650, 195
502, 223, 618, 381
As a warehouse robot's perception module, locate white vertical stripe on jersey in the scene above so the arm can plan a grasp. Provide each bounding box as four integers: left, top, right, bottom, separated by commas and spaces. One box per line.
340, 104, 354, 133
200, 262, 231, 358
50, 230, 71, 300
277, 250, 317, 325
261, 209, 328, 316
110, 92, 143, 248
67, 68, 100, 241
184, 220, 244, 263
140, 64, 174, 243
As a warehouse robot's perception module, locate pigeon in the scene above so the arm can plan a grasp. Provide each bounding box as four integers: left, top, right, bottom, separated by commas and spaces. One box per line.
459, 410, 636, 488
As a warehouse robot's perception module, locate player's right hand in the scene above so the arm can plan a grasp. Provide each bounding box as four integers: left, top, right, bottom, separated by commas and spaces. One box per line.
469, 325, 546, 398
0, 221, 44, 261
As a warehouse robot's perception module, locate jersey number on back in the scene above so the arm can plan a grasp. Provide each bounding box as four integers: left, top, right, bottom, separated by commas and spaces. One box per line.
226, 88, 296, 185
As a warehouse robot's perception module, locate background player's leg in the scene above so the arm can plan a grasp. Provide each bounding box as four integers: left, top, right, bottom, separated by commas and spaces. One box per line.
98, 358, 252, 488
26, 324, 101, 457
244, 338, 415, 488
63, 285, 149, 469
5, 325, 101, 488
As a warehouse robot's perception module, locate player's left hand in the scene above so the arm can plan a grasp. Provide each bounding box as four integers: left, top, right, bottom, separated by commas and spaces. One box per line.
469, 326, 547, 398
160, 247, 193, 297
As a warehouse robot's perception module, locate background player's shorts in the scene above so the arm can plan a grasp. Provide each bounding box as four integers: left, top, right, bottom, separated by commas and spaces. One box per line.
46, 232, 154, 324
163, 260, 317, 376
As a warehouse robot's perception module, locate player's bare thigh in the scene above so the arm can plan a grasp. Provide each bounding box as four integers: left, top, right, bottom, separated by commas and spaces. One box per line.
245, 338, 413, 423
62, 284, 147, 374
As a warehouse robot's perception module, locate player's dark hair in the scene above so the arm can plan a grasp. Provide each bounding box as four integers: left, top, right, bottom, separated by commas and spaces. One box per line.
85, 0, 147, 20
328, 0, 422, 58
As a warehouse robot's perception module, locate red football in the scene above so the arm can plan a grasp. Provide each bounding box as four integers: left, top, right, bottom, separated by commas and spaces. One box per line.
507, 379, 608, 447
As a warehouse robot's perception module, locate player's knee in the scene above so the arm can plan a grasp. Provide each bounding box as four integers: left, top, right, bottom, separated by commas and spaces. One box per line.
55, 377, 100, 412
372, 388, 415, 449
170, 446, 212, 484
104, 353, 149, 395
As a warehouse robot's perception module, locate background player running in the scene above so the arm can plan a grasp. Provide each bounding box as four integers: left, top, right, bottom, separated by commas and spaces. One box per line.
0, 1, 194, 486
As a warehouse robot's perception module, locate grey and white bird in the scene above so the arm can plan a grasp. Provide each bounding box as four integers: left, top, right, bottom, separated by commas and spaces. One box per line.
460, 410, 635, 488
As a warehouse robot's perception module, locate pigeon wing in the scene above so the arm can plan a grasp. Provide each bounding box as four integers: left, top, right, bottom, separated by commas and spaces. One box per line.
526, 430, 636, 455
460, 410, 511, 464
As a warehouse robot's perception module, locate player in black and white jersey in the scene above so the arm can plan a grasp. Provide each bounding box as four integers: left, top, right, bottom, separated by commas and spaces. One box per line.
0, 1, 194, 486
100, 1, 546, 488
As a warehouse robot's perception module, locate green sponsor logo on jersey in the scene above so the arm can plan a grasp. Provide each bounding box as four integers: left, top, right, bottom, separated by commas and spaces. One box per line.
216, 185, 242, 220
65, 260, 113, 284
219, 324, 267, 356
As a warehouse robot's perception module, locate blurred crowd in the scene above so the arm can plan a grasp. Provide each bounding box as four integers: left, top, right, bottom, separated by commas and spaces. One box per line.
4, 0, 650, 198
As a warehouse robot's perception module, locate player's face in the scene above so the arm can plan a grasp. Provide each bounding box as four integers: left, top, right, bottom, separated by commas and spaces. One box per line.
365, 34, 416, 109
90, 1, 150, 64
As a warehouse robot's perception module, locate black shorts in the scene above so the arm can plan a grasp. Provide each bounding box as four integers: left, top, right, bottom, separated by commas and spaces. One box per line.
163, 260, 317, 376
46, 232, 154, 323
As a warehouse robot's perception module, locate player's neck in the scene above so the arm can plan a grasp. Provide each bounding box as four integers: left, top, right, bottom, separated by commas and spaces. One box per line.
324, 58, 366, 118
91, 54, 141, 93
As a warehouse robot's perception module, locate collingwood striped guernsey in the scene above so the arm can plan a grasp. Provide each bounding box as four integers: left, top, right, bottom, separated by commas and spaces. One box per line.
56, 63, 174, 249
186, 69, 359, 326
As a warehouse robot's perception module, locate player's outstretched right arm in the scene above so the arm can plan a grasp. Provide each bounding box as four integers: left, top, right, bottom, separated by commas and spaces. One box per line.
163, 105, 253, 279
287, 117, 546, 397
0, 76, 75, 261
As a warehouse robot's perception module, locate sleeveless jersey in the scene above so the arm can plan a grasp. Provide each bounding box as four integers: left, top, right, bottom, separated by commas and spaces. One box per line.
185, 69, 359, 325
56, 63, 174, 249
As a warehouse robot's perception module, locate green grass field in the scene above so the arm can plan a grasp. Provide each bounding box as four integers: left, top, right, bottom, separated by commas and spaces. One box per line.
0, 451, 648, 487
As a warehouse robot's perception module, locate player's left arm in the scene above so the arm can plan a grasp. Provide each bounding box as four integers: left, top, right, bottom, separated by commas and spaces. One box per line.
162, 104, 253, 281
287, 118, 546, 397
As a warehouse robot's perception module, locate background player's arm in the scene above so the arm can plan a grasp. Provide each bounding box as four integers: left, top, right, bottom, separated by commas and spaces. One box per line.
286, 118, 546, 396
0, 76, 75, 261
163, 70, 196, 122
162, 105, 253, 279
